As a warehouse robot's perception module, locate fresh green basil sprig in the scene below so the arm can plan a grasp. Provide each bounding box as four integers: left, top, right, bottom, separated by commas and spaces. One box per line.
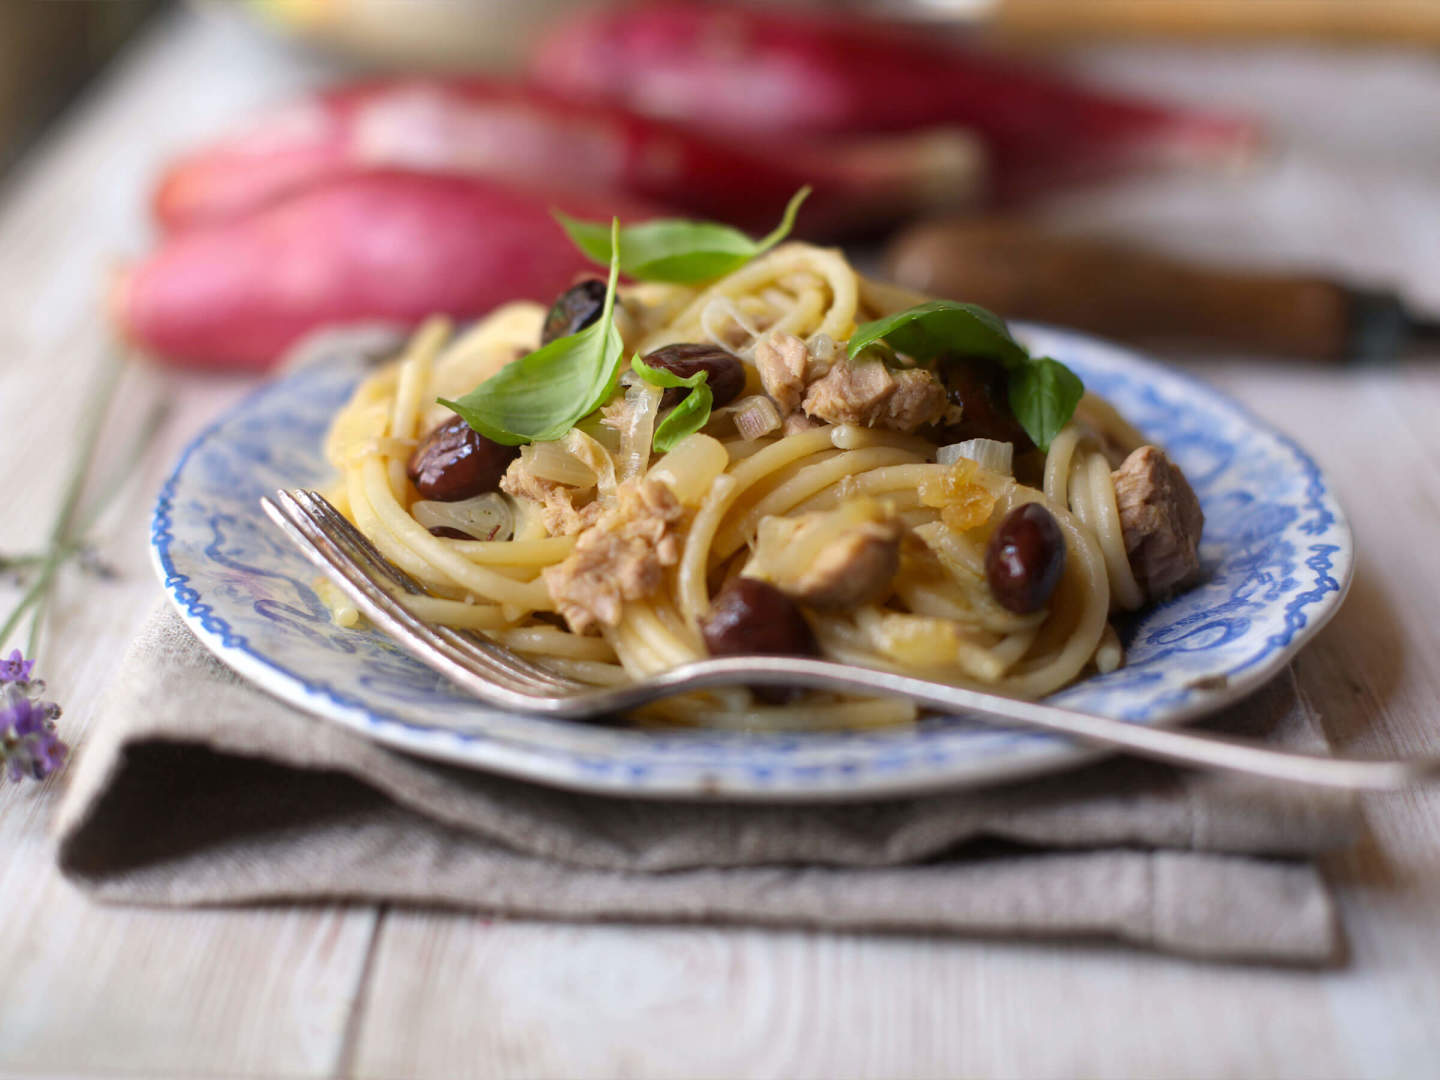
629, 354, 713, 452
1006, 357, 1086, 454
443, 190, 813, 444
847, 301, 1083, 450
439, 221, 625, 445
556, 187, 811, 284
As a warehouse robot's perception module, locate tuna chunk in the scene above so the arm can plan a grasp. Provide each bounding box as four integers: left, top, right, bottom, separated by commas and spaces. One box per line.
748, 499, 903, 611
883, 368, 950, 431
1112, 445, 1205, 600
802, 356, 947, 433
756, 331, 948, 433
542, 478, 684, 634
754, 332, 809, 415
781, 411, 822, 435
794, 519, 902, 609
499, 457, 601, 537
801, 354, 892, 426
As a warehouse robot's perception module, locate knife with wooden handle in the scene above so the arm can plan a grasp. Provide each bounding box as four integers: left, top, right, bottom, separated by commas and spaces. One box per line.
883, 216, 1439, 361
868, 0, 1440, 47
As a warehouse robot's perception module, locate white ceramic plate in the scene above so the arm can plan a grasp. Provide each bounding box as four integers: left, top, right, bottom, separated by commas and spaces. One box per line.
151, 325, 1353, 800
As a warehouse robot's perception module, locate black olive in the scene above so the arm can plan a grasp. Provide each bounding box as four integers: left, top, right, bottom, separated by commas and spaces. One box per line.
406, 416, 519, 502
701, 579, 819, 658
701, 578, 819, 705
930, 355, 1034, 452
640, 343, 746, 409
985, 503, 1066, 614
541, 279, 608, 345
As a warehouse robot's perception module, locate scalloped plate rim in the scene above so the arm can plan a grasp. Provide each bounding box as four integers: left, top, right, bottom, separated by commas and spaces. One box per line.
149, 322, 1354, 801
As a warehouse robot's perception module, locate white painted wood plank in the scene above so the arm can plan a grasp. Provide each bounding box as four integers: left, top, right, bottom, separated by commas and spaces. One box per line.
354, 916, 1367, 1080
0, 10, 377, 1078
4, 16, 1440, 1080
0, 879, 377, 1078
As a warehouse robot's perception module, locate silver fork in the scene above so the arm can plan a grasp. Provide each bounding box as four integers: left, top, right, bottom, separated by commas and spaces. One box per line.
261, 489, 1439, 791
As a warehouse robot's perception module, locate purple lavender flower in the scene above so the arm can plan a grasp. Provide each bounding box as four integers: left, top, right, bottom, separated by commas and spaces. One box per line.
1, 682, 68, 783
0, 649, 34, 684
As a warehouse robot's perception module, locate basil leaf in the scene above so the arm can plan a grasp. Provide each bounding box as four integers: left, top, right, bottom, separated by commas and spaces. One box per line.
847, 299, 1084, 450
439, 221, 624, 445
847, 300, 1029, 369
631, 353, 714, 452
1007, 356, 1085, 451
556, 186, 811, 284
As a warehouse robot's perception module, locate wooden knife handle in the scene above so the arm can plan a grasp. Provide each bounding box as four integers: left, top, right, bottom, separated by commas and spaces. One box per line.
987, 0, 1440, 46
884, 216, 1354, 359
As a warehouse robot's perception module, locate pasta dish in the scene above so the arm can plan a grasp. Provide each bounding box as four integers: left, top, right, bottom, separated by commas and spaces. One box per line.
321, 214, 1203, 731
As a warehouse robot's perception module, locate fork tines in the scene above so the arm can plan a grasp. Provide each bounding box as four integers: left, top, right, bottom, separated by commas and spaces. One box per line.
265, 490, 583, 701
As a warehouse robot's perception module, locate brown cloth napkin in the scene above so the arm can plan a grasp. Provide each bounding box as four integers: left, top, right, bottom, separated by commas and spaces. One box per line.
56, 606, 1357, 963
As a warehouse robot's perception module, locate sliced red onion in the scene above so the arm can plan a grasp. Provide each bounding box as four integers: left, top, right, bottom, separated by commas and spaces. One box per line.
732, 395, 782, 441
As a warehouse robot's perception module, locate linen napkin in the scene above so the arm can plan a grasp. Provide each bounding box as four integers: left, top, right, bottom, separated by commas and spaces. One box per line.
57, 606, 1357, 964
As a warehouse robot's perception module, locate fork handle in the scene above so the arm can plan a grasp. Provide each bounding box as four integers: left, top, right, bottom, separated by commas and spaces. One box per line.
636, 658, 1434, 792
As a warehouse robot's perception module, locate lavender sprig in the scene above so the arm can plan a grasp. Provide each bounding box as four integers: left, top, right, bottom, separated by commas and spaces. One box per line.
0, 354, 155, 785
1, 653, 66, 783
0, 649, 35, 683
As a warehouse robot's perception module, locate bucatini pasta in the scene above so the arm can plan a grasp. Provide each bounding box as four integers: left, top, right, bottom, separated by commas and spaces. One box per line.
321, 240, 1205, 730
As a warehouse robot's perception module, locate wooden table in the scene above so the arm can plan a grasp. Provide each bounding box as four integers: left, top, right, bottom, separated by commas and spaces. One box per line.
2, 9, 1439, 1077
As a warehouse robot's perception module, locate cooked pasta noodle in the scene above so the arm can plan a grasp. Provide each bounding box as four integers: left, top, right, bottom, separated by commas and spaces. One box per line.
320, 243, 1193, 730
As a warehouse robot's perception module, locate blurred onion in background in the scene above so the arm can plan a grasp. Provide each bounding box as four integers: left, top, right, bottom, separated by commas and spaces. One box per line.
12, 0, 1426, 375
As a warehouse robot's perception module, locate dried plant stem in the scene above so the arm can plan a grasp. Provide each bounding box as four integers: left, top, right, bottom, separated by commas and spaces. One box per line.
0, 354, 126, 653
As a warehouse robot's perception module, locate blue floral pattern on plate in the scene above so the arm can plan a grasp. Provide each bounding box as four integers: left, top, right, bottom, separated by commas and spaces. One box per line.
151, 326, 1353, 800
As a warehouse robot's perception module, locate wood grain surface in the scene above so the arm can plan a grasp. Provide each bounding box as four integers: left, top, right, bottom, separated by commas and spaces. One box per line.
1, 9, 1439, 1078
